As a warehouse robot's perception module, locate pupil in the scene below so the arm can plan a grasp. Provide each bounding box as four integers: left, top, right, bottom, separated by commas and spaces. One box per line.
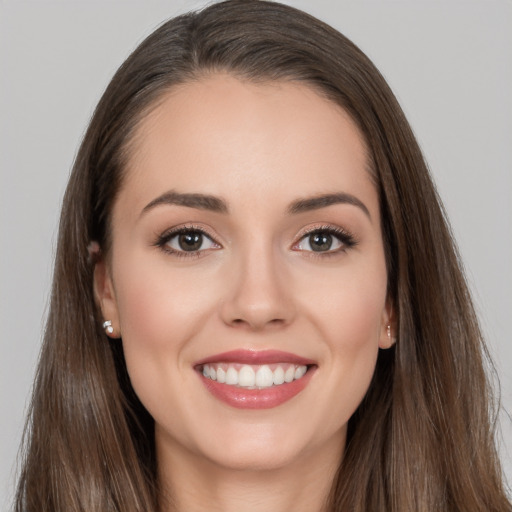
310, 233, 332, 251
178, 232, 202, 251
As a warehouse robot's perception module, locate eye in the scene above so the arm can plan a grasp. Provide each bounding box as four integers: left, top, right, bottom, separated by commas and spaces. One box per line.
168, 231, 213, 252
155, 226, 221, 256
293, 226, 356, 254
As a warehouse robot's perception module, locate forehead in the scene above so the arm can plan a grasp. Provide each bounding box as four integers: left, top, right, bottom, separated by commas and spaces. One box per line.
119, 74, 376, 218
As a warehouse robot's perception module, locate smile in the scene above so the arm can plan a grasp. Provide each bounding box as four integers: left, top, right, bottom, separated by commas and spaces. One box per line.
195, 350, 316, 409
201, 363, 308, 389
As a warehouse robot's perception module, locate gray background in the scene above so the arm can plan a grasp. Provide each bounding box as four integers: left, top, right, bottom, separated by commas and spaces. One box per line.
1, 0, 511, 507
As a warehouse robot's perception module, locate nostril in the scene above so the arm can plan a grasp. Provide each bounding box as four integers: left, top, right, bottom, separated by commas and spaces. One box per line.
219, 284, 296, 330
228, 317, 286, 330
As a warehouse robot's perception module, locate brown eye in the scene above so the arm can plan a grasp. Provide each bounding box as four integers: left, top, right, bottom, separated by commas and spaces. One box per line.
293, 227, 357, 254
161, 229, 220, 255
178, 232, 203, 251
309, 233, 333, 252
295, 229, 345, 253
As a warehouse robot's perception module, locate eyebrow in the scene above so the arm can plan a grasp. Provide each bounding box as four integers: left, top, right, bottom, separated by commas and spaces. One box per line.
141, 190, 370, 219
288, 193, 371, 219
141, 191, 229, 216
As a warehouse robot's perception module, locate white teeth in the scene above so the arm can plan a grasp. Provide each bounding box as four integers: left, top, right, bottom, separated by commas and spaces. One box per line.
255, 365, 274, 388
294, 366, 307, 379
225, 367, 239, 385
238, 365, 256, 387
273, 366, 285, 385
201, 363, 309, 389
217, 367, 226, 383
284, 366, 295, 383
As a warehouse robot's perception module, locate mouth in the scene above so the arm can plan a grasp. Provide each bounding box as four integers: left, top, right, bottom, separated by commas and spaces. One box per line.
200, 362, 309, 389
194, 350, 317, 409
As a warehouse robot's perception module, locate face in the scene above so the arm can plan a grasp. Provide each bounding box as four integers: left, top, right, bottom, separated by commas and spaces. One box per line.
95, 74, 393, 473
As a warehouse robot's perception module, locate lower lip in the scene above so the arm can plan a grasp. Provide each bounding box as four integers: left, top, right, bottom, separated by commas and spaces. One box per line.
198, 367, 316, 409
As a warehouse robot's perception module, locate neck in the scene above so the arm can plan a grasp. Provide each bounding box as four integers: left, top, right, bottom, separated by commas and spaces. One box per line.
156, 432, 344, 512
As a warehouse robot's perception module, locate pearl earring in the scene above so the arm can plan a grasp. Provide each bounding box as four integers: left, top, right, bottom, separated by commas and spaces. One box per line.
386, 324, 397, 345
102, 320, 114, 335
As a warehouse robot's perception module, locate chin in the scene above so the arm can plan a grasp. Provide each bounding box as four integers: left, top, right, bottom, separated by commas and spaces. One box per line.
191, 420, 342, 473
204, 441, 307, 472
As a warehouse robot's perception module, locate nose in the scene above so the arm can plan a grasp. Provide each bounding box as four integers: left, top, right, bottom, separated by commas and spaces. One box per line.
219, 244, 296, 331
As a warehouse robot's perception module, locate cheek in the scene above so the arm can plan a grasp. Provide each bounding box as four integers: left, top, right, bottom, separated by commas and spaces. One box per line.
303, 256, 387, 345
110, 254, 221, 410
296, 256, 387, 416
323, 279, 384, 381
114, 255, 218, 349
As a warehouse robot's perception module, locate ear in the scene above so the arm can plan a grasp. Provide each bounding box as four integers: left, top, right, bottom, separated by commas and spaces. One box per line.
93, 255, 121, 339
379, 297, 396, 349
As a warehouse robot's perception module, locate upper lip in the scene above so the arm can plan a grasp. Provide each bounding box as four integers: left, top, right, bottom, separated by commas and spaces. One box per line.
194, 349, 316, 367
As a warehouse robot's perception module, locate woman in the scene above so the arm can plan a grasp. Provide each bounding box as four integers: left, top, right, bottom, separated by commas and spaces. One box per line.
14, 1, 511, 510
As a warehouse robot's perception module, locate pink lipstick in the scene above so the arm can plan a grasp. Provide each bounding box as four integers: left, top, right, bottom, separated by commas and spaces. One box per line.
195, 349, 316, 409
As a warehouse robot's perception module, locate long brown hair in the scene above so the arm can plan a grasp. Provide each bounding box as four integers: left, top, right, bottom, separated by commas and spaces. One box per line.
15, 1, 511, 510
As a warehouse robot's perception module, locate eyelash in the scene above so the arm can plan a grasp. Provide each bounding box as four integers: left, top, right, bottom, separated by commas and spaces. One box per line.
293, 225, 357, 258
154, 224, 220, 259
153, 224, 357, 259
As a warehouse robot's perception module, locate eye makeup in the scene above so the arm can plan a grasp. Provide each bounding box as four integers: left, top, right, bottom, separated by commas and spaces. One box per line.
292, 224, 358, 256
153, 223, 221, 259
152, 221, 358, 260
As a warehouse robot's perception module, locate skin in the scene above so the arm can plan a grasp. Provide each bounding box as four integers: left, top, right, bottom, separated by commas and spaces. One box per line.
95, 74, 394, 512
